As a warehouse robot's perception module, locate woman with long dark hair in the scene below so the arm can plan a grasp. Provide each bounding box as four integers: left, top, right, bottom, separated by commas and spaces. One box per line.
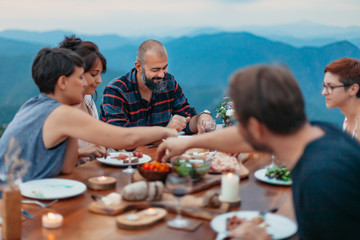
59, 36, 107, 165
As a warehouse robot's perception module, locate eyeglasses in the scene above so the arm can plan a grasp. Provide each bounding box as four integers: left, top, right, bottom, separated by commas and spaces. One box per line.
321, 83, 352, 94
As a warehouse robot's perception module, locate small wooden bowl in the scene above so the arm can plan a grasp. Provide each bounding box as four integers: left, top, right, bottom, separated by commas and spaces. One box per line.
138, 166, 170, 181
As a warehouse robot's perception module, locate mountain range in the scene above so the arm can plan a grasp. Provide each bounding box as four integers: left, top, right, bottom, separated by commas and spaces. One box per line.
1, 29, 360, 127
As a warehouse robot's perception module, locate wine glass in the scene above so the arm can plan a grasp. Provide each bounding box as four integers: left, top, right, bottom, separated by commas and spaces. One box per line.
122, 154, 137, 174
166, 172, 192, 228
265, 153, 276, 169
201, 119, 217, 133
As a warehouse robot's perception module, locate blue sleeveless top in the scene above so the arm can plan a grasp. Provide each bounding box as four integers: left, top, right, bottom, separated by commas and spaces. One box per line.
0, 94, 68, 182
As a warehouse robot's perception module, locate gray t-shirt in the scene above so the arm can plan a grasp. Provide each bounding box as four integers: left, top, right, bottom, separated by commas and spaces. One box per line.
0, 93, 68, 182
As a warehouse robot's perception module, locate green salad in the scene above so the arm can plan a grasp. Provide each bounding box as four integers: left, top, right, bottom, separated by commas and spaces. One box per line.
173, 159, 210, 181
265, 166, 292, 181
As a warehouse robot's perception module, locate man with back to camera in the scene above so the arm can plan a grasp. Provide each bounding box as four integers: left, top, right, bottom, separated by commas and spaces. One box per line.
157, 64, 360, 240
100, 40, 214, 134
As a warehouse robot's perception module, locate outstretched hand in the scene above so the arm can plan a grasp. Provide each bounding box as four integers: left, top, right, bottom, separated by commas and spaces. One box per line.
156, 137, 190, 162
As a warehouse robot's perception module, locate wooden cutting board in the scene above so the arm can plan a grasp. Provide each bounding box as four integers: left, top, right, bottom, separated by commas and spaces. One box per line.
208, 161, 249, 179
132, 172, 223, 194
133, 169, 248, 194
115, 208, 167, 230
149, 193, 229, 220
88, 192, 229, 220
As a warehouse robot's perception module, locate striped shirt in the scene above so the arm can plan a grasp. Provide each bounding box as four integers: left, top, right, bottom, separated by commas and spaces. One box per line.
100, 68, 197, 133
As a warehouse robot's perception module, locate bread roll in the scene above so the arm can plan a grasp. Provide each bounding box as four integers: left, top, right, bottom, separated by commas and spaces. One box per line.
202, 190, 221, 208
121, 181, 164, 201
121, 181, 148, 201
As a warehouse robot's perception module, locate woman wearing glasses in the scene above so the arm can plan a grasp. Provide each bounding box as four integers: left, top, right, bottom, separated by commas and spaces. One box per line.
322, 57, 360, 140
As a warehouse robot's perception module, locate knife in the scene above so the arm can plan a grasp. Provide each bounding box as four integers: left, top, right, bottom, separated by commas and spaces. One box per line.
21, 209, 34, 219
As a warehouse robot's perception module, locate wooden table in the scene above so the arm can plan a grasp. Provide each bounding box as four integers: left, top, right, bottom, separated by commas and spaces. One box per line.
15, 146, 297, 240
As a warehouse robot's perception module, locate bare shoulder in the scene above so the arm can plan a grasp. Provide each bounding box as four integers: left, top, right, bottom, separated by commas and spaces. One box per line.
49, 104, 88, 120
45, 104, 92, 131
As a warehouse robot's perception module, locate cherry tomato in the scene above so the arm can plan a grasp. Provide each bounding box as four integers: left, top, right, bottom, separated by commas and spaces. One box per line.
143, 162, 150, 170
149, 164, 156, 171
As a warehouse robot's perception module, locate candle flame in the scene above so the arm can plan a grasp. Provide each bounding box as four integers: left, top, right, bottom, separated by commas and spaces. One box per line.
47, 234, 55, 240
98, 176, 107, 181
227, 172, 233, 178
48, 212, 56, 219
148, 208, 154, 212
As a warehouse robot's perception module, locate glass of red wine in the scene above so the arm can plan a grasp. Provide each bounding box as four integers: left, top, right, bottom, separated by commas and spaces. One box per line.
166, 172, 192, 228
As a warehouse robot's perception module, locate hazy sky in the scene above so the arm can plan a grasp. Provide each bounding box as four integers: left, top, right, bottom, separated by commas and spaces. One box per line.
1, 0, 359, 36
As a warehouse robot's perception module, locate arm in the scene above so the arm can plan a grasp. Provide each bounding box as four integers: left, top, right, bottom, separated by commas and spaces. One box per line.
171, 80, 197, 133
43, 105, 178, 151
61, 137, 78, 174
157, 125, 253, 162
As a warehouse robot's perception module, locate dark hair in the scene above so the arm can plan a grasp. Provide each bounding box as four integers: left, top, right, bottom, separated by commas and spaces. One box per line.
324, 57, 360, 97
32, 48, 84, 93
58, 35, 107, 73
136, 39, 166, 64
229, 64, 307, 134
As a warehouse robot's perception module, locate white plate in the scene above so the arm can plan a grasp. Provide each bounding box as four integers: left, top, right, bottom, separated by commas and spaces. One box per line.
211, 211, 297, 240
97, 152, 151, 167
20, 178, 86, 200
254, 168, 292, 186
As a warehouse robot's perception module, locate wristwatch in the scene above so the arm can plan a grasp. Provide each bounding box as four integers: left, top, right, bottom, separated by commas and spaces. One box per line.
199, 110, 212, 116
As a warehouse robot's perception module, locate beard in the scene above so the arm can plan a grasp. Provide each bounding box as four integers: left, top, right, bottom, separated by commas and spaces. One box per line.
242, 128, 273, 153
141, 70, 167, 94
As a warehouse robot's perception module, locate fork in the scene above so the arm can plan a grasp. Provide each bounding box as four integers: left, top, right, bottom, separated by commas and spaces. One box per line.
21, 199, 58, 208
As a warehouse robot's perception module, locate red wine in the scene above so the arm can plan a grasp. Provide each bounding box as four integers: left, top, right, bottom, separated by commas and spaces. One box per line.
172, 188, 187, 197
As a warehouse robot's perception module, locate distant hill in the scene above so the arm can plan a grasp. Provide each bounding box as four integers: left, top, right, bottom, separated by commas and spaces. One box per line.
0, 30, 171, 50
351, 38, 360, 49
229, 22, 360, 40
0, 37, 44, 56
186, 23, 360, 48
0, 31, 359, 127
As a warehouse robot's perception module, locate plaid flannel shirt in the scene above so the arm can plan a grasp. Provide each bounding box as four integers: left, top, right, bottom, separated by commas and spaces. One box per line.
100, 68, 197, 134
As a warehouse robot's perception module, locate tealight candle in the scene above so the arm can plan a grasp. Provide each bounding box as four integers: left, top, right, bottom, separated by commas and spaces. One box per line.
144, 208, 158, 216
42, 212, 63, 229
126, 214, 139, 221
87, 176, 116, 190
220, 173, 240, 202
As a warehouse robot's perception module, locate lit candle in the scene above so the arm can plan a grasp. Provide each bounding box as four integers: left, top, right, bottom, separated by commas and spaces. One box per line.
87, 176, 116, 190
220, 173, 240, 202
126, 214, 139, 221
42, 212, 63, 229
144, 208, 158, 216
98, 176, 107, 181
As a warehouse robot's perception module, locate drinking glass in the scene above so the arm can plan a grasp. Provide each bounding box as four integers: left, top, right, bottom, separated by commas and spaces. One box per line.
201, 119, 217, 133
122, 154, 137, 174
166, 173, 192, 228
265, 153, 276, 169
